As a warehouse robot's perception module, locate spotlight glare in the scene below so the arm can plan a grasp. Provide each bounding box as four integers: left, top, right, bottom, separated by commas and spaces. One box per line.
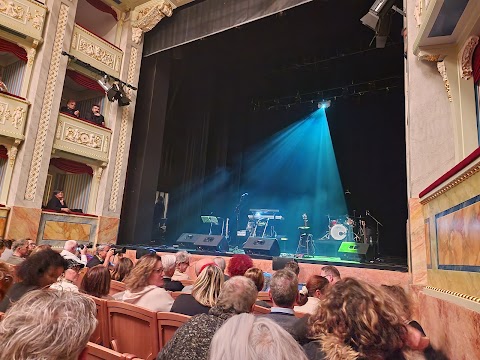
318, 100, 331, 109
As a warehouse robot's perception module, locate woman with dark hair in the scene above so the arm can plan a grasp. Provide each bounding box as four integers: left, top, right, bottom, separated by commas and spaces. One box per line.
0, 262, 13, 301
111, 257, 134, 282
0, 248, 67, 312
226, 254, 253, 277
80, 265, 112, 299
295, 275, 329, 315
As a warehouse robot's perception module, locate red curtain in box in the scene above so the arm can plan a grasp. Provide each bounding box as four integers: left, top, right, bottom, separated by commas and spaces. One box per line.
473, 41, 480, 84
66, 69, 106, 93
0, 145, 7, 159
0, 38, 27, 62
50, 158, 93, 176
86, 0, 118, 20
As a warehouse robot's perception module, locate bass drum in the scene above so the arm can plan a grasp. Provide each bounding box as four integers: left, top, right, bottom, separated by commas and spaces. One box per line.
330, 224, 348, 241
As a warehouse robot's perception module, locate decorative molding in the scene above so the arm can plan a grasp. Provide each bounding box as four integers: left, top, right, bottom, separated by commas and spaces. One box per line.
420, 162, 480, 204
7, 139, 21, 167
131, 0, 174, 44
425, 286, 480, 304
436, 61, 452, 102
24, 3, 69, 201
109, 46, 138, 211
77, 37, 116, 69
417, 51, 446, 62
64, 126, 103, 149
458, 36, 479, 80
414, 0, 423, 27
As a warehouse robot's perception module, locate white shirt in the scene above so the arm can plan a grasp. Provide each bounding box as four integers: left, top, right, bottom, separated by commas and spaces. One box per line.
294, 297, 322, 315
0, 248, 13, 261
50, 280, 79, 292
60, 249, 87, 265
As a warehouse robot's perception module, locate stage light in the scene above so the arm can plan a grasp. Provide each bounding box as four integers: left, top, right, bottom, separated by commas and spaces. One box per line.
361, 0, 405, 48
97, 75, 110, 92
318, 100, 331, 109
106, 82, 131, 106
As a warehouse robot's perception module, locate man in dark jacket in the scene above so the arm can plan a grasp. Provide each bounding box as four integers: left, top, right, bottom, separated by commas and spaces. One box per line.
85, 104, 105, 126
60, 99, 80, 117
46, 190, 71, 213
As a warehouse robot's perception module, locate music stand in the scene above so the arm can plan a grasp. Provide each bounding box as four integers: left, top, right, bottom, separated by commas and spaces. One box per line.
201, 216, 220, 235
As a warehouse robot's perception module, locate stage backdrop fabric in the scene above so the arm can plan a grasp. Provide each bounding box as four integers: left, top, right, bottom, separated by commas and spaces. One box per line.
144, 0, 312, 56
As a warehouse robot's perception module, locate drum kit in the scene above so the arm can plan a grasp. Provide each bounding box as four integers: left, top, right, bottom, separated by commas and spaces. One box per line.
320, 214, 372, 243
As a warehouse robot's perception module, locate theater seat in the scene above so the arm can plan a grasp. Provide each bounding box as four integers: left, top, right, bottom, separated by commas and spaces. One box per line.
169, 291, 183, 300
252, 304, 271, 315
157, 312, 190, 349
257, 292, 272, 306
180, 279, 194, 287
86, 342, 143, 360
90, 297, 109, 347
109, 280, 127, 296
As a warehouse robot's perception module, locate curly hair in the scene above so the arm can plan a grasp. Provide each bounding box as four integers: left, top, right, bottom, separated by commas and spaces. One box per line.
111, 257, 134, 282
124, 253, 161, 292
81, 265, 111, 298
244, 268, 264, 292
226, 254, 253, 277
0, 262, 13, 300
192, 264, 224, 307
381, 285, 412, 320
308, 277, 407, 358
17, 248, 67, 286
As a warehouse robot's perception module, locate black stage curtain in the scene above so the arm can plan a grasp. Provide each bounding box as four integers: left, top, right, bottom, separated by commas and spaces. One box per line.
144, 0, 312, 56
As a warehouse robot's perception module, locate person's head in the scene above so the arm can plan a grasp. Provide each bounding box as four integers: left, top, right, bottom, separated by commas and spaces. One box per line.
80, 265, 111, 298
30, 244, 52, 256
95, 244, 111, 260
244, 267, 265, 292
0, 239, 5, 256
175, 251, 190, 273
226, 254, 253, 277
64, 240, 78, 254
91, 104, 100, 114
269, 269, 298, 308
12, 239, 29, 258
213, 257, 226, 272
308, 277, 407, 358
111, 257, 134, 282
161, 254, 176, 278
63, 260, 83, 283
53, 190, 64, 200
209, 313, 309, 360
320, 265, 341, 284
27, 239, 36, 254
0, 290, 97, 360
215, 276, 258, 314
66, 100, 76, 110
284, 261, 300, 276
17, 248, 68, 287
5, 239, 12, 249
0, 262, 13, 300
306, 275, 329, 300
194, 257, 215, 276
191, 264, 224, 307
382, 285, 412, 320
124, 253, 164, 292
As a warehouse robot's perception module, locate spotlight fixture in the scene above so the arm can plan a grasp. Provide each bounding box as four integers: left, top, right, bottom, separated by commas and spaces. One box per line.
97, 75, 110, 92
106, 82, 131, 106
361, 0, 405, 48
318, 100, 331, 109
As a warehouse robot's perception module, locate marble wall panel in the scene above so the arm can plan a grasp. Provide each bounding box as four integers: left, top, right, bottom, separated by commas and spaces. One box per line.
425, 219, 432, 269
96, 216, 119, 244
427, 269, 480, 298
409, 198, 427, 285
0, 207, 9, 238
5, 206, 42, 240
43, 221, 91, 241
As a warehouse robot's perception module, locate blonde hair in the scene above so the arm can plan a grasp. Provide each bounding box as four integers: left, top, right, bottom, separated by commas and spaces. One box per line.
209, 313, 308, 360
124, 253, 161, 292
192, 264, 224, 307
0, 290, 97, 360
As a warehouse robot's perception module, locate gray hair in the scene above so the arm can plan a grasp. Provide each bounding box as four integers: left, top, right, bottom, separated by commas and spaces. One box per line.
213, 257, 226, 271
63, 240, 77, 251
0, 290, 97, 360
95, 244, 110, 254
12, 239, 28, 252
209, 313, 308, 360
161, 254, 176, 273
175, 251, 190, 265
216, 276, 258, 314
269, 269, 298, 307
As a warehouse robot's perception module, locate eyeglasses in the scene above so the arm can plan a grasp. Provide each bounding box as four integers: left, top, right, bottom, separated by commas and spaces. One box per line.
153, 268, 164, 273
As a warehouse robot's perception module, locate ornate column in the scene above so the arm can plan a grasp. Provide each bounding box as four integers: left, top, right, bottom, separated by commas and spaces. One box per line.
0, 139, 20, 204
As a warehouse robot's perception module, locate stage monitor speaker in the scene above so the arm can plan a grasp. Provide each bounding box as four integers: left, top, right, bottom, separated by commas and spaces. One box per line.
176, 233, 204, 249
272, 256, 296, 270
243, 237, 280, 257
194, 235, 229, 252
337, 242, 373, 262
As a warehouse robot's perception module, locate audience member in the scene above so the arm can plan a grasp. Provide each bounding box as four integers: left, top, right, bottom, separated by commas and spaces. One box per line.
85, 104, 105, 126
46, 190, 71, 213
162, 254, 184, 291
111, 257, 134, 282
244, 267, 270, 308
87, 244, 113, 268
304, 277, 425, 360
320, 265, 341, 284
262, 271, 272, 291
30, 244, 52, 255
0, 290, 97, 360
171, 264, 224, 316
284, 260, 300, 276
60, 239, 87, 265
213, 256, 230, 280
0, 262, 13, 301
262, 269, 300, 335
0, 75, 8, 93
182, 257, 215, 293
60, 99, 80, 117
172, 251, 191, 281
80, 265, 112, 299
27, 239, 36, 254
0, 248, 67, 312
157, 276, 258, 360
295, 275, 329, 315
0, 239, 5, 258
5, 239, 29, 265
226, 254, 253, 277
0, 239, 12, 261
119, 253, 174, 312
50, 259, 83, 292
209, 313, 309, 360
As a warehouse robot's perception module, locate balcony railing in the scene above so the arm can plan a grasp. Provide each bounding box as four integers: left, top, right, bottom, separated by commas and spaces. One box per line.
70, 24, 123, 78
53, 113, 111, 163
0, 0, 47, 41
0, 92, 29, 140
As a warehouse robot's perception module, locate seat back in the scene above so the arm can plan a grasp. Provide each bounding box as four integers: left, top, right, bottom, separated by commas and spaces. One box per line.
76, 268, 88, 288
157, 312, 190, 349
86, 342, 144, 360
257, 292, 272, 305
180, 279, 194, 287
294, 311, 307, 318
90, 297, 109, 347
109, 280, 126, 296
106, 301, 159, 360
169, 291, 183, 300
252, 304, 271, 315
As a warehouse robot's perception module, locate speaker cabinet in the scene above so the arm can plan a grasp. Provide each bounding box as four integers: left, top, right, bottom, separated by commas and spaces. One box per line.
194, 235, 229, 252
337, 242, 373, 262
243, 237, 280, 257
176, 233, 203, 249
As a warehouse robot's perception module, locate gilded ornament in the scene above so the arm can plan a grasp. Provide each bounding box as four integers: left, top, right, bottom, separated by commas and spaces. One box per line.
458, 36, 479, 80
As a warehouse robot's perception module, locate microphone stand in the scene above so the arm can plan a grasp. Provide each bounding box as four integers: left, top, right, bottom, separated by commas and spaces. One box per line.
366, 210, 383, 261
234, 194, 246, 248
